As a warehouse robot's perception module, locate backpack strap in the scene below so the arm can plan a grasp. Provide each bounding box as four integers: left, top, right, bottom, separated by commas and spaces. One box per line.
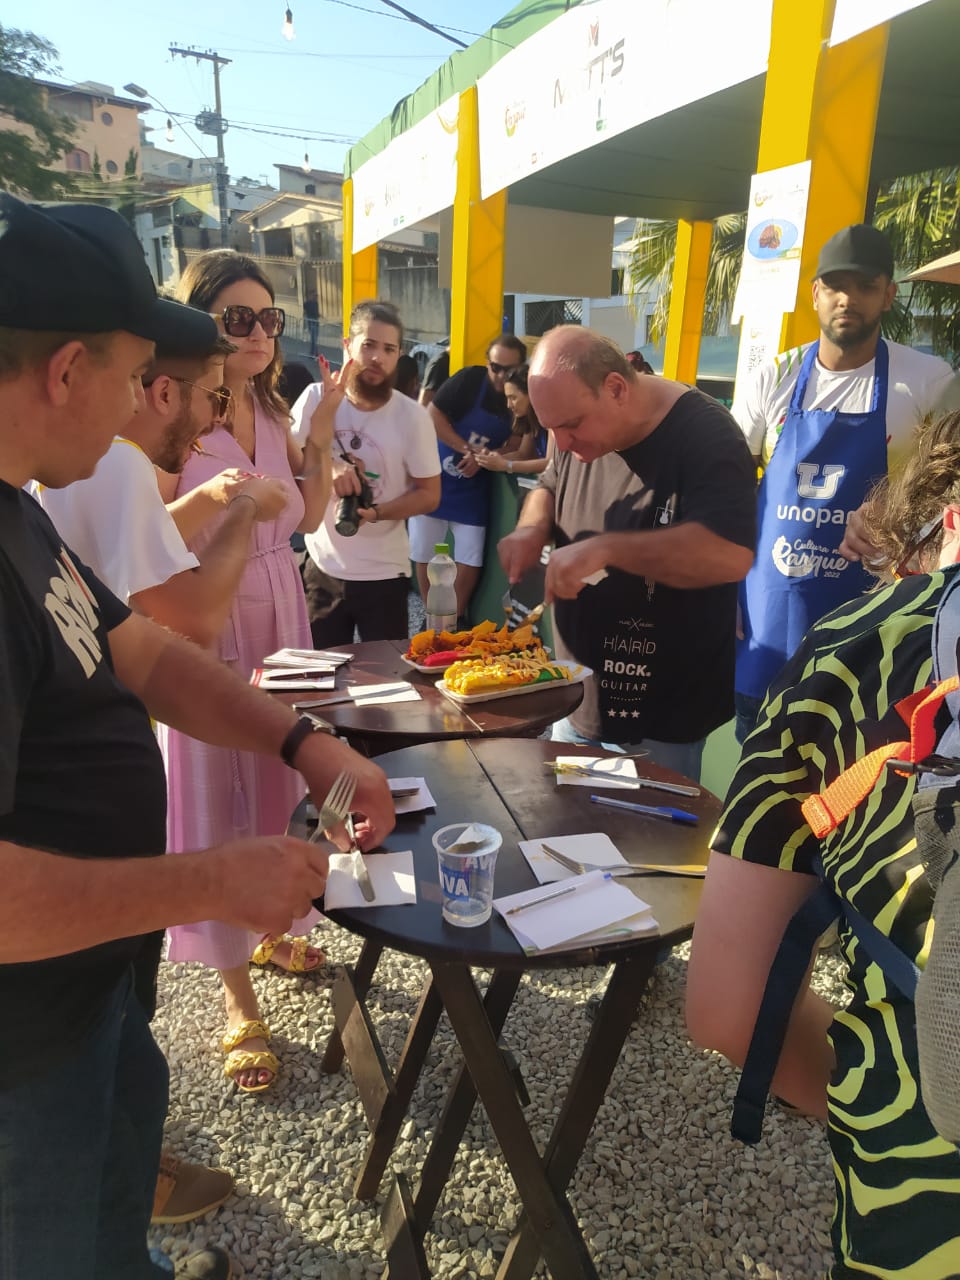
732, 872, 839, 1143
801, 677, 960, 837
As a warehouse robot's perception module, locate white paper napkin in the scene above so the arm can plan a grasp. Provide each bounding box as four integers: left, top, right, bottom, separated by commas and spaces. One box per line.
388, 777, 436, 813
554, 755, 640, 790
348, 681, 421, 706
518, 832, 628, 884
323, 850, 416, 909
494, 870, 644, 951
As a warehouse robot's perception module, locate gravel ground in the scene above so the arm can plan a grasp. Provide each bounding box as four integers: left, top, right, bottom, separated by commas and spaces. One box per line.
148, 936, 844, 1280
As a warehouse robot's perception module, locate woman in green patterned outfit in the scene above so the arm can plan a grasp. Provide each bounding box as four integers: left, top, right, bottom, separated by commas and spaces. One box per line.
687, 412, 960, 1279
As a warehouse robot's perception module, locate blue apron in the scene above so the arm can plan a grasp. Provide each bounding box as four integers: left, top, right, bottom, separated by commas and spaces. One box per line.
736, 339, 889, 700
434, 376, 512, 526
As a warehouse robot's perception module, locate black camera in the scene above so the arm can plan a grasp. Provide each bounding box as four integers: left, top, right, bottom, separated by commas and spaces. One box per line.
334, 468, 374, 537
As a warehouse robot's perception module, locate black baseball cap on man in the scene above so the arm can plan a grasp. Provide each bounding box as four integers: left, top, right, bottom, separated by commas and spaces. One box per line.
0, 193, 217, 352
815, 224, 895, 280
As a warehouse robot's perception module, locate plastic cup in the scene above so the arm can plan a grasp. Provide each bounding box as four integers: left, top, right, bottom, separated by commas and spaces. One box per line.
433, 822, 502, 927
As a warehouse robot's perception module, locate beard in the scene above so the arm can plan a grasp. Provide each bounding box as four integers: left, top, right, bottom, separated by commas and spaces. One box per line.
155, 408, 201, 474
347, 363, 394, 407
822, 312, 881, 351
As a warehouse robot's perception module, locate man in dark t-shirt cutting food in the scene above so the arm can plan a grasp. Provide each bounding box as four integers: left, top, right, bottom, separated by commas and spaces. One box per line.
499, 326, 757, 782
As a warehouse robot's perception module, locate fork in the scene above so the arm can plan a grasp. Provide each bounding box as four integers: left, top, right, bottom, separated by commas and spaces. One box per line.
540, 843, 705, 878
501, 587, 514, 628
314, 769, 356, 834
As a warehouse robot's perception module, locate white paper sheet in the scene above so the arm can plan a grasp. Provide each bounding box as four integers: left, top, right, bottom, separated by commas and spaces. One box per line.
494, 869, 645, 951
251, 668, 337, 691
323, 850, 416, 909
518, 832, 628, 884
554, 756, 640, 790
348, 681, 421, 706
264, 647, 352, 667
388, 777, 437, 814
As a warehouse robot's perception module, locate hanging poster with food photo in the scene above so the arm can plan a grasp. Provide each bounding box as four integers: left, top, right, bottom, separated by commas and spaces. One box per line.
733, 159, 812, 321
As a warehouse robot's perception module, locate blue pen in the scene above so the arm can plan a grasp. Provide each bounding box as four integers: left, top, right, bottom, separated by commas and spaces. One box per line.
589, 794, 699, 825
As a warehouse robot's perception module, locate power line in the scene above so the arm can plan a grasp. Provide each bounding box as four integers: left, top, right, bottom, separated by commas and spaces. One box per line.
377, 1, 467, 48
319, 0, 488, 40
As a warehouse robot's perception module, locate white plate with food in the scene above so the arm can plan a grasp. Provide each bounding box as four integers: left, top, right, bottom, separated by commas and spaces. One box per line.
437, 663, 591, 705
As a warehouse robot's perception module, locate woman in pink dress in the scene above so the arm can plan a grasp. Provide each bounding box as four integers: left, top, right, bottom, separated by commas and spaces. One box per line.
158, 251, 334, 1093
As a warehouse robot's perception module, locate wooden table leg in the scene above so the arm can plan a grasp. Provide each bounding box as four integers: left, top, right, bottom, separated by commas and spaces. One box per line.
496, 950, 658, 1280
430, 963, 600, 1280
411, 969, 522, 1227
321, 939, 383, 1074
353, 974, 444, 1200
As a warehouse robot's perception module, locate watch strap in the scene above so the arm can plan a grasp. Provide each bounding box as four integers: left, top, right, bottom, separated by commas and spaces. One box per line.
280, 714, 317, 767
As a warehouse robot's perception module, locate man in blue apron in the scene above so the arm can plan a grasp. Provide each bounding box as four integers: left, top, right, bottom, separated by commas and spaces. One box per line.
734, 224, 956, 742
409, 334, 527, 619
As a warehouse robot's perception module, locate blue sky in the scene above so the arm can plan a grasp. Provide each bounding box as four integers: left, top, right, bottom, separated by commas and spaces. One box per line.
8, 0, 515, 182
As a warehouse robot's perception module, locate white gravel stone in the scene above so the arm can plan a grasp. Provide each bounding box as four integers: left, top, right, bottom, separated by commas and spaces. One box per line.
147, 933, 840, 1278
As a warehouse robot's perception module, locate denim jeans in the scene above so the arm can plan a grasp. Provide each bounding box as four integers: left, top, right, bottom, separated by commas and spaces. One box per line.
549, 717, 705, 784
0, 970, 170, 1280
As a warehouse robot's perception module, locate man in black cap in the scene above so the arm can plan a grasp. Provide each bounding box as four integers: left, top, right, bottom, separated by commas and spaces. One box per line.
0, 194, 393, 1279
732, 223, 956, 742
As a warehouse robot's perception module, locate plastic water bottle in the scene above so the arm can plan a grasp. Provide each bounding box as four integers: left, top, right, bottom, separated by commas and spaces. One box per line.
426, 543, 458, 632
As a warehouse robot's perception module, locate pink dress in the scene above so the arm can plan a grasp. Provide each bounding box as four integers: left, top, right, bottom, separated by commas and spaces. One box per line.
162, 399, 320, 969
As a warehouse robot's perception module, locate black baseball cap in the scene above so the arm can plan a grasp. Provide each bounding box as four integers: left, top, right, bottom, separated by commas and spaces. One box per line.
815, 224, 894, 280
0, 193, 217, 351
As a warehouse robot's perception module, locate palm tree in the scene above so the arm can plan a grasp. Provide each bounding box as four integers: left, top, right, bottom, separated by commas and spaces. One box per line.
628, 168, 959, 365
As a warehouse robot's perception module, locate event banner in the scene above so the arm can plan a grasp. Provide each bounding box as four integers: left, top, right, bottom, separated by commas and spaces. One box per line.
351, 95, 459, 253
476, 0, 773, 201
829, 0, 931, 45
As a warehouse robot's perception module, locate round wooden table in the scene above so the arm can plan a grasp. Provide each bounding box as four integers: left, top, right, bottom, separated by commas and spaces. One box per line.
279, 638, 584, 754
293, 739, 720, 1280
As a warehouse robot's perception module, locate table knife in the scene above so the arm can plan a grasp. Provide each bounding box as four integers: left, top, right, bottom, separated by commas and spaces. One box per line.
346, 814, 376, 902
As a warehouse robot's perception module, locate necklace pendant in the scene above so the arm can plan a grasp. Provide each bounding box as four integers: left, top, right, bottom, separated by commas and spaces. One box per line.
350, 434, 363, 450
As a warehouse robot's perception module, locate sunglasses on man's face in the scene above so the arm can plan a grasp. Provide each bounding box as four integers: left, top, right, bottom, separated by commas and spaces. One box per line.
488, 360, 519, 376
220, 305, 286, 338
170, 377, 233, 418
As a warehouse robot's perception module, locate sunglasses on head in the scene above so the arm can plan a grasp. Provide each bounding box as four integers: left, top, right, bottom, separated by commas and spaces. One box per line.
894, 513, 945, 580
488, 359, 519, 376
170, 377, 233, 418
220, 305, 286, 338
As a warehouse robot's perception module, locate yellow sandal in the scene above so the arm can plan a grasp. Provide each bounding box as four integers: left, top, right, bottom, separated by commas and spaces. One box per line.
221, 1020, 279, 1094
251, 934, 324, 973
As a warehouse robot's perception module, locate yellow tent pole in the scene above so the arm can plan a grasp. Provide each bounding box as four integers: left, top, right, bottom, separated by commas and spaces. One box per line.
662, 219, 712, 382
341, 177, 378, 334
756, 0, 889, 350
449, 86, 507, 375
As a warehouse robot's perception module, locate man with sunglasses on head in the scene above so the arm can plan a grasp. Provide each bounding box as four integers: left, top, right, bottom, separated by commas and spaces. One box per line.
40, 329, 289, 647
410, 333, 527, 621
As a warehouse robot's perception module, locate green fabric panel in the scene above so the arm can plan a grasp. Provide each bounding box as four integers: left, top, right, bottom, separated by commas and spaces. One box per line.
345, 0, 584, 178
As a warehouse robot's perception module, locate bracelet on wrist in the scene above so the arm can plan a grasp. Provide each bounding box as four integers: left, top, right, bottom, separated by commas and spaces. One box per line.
230, 492, 259, 518
369, 504, 380, 524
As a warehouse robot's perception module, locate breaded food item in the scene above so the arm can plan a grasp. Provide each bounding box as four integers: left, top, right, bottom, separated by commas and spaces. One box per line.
758, 222, 782, 249
407, 619, 543, 664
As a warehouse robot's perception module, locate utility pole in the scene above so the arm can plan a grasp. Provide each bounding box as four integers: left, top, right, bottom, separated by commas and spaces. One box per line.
170, 46, 232, 248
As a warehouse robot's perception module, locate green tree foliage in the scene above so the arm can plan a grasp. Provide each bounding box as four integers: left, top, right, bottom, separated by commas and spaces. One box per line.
0, 24, 77, 198
628, 168, 960, 366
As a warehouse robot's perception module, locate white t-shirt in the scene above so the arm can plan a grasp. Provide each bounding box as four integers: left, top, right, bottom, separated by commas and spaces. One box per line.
733, 340, 957, 468
39, 437, 198, 602
291, 386, 440, 581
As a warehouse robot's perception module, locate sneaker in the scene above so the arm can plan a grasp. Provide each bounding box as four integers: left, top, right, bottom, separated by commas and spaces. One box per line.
151, 1152, 234, 1225
174, 1246, 234, 1279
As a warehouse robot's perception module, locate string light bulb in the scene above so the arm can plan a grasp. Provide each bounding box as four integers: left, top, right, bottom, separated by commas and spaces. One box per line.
302, 150, 311, 173
282, 6, 295, 40
165, 117, 175, 143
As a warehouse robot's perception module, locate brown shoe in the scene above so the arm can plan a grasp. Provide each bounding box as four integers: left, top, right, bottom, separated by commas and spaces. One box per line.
151, 1151, 234, 1224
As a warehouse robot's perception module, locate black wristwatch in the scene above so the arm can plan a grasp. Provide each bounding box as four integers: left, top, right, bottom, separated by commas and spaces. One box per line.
280, 714, 321, 767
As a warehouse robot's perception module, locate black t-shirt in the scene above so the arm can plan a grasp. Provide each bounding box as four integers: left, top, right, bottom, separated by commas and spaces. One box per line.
433, 364, 511, 427
540, 390, 757, 743
0, 482, 167, 1085
422, 350, 450, 395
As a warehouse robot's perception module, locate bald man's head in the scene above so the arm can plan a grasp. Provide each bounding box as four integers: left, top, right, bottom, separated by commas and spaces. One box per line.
528, 326, 640, 461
